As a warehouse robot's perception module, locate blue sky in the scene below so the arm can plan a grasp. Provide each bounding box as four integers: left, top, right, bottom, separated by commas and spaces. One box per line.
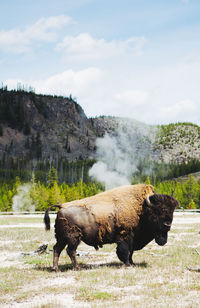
0, 0, 200, 124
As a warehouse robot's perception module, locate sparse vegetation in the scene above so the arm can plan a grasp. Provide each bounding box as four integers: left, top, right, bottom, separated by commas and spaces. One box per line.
0, 213, 199, 307
156, 122, 200, 163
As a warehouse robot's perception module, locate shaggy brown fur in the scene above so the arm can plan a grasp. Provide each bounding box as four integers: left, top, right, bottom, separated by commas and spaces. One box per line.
61, 184, 155, 241
44, 184, 178, 270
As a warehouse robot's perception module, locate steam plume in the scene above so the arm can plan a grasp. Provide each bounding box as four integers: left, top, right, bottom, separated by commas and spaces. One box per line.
89, 119, 159, 189
12, 183, 35, 212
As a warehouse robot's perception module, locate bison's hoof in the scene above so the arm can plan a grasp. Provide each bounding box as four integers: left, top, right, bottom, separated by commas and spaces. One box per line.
73, 265, 80, 271
52, 267, 60, 272
129, 262, 136, 267
125, 263, 131, 267
129, 263, 136, 268
124, 262, 135, 267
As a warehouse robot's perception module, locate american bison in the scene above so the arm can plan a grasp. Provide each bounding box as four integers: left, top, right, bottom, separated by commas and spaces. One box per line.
44, 184, 178, 270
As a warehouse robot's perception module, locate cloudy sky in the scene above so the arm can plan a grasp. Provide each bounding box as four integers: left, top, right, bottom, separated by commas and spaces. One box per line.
1, 0, 200, 124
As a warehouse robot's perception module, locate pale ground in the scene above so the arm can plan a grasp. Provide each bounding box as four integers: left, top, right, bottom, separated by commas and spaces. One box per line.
0, 212, 200, 308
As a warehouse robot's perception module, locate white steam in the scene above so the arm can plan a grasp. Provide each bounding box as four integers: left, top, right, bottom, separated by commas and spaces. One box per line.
12, 184, 35, 212
89, 119, 159, 189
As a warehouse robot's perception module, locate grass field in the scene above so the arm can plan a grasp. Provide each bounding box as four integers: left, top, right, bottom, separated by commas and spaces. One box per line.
0, 212, 200, 307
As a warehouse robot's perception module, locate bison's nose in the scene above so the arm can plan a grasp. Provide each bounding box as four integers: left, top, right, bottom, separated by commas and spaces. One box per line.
155, 236, 167, 246
155, 232, 168, 246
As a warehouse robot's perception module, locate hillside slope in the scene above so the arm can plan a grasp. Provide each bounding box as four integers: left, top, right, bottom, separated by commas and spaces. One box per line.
0, 89, 97, 161
0, 88, 200, 167
156, 123, 200, 163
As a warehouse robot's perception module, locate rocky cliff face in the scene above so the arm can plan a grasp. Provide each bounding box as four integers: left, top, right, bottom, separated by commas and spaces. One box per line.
0, 90, 97, 161
156, 123, 200, 164
0, 89, 200, 165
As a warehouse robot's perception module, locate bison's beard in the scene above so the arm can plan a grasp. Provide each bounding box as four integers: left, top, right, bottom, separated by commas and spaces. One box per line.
154, 231, 168, 246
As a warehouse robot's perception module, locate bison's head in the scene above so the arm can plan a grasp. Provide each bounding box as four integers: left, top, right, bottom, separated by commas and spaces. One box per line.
144, 194, 178, 246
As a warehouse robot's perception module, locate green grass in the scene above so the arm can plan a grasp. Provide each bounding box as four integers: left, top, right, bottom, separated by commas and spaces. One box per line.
24, 255, 52, 266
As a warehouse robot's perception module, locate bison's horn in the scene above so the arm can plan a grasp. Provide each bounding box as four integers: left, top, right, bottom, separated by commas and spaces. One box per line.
146, 194, 152, 206
163, 222, 171, 227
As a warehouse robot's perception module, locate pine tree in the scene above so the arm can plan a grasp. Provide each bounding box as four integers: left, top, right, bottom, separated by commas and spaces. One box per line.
65, 136, 69, 149
18, 101, 25, 131
188, 199, 196, 209
25, 137, 30, 149
145, 176, 151, 185
47, 167, 58, 187
23, 122, 31, 135
36, 132, 42, 159
0, 125, 3, 136
48, 181, 65, 205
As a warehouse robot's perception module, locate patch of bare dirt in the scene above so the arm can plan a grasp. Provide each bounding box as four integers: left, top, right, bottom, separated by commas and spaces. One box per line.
0, 224, 44, 228
1, 212, 200, 307
0, 251, 29, 269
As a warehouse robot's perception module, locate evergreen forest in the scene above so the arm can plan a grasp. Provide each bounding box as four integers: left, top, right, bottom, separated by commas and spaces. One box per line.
1, 86, 200, 211
1, 160, 200, 211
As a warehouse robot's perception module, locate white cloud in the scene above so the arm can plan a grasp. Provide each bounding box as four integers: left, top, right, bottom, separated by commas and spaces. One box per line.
115, 90, 148, 106
56, 33, 147, 60
5, 63, 200, 125
159, 99, 196, 122
161, 99, 196, 115
6, 67, 103, 98
4, 60, 200, 125
0, 15, 72, 53
35, 68, 102, 98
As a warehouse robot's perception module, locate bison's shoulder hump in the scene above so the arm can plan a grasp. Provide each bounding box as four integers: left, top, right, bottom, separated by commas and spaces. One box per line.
61, 184, 154, 230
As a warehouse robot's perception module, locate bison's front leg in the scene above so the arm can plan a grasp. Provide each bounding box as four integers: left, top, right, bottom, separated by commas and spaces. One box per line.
129, 249, 134, 265
116, 241, 132, 266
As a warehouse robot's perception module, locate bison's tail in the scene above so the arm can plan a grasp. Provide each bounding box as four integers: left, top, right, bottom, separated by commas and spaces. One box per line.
44, 205, 62, 231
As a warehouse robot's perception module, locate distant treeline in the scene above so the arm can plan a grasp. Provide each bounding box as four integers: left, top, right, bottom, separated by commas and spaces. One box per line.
0, 170, 104, 212
1, 153, 200, 185
132, 158, 200, 184
1, 159, 200, 211
0, 157, 96, 184
1, 171, 200, 212
155, 175, 200, 209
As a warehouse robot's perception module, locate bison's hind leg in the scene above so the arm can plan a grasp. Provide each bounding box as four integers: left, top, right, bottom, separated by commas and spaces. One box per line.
53, 240, 67, 272
66, 239, 80, 270
116, 241, 132, 266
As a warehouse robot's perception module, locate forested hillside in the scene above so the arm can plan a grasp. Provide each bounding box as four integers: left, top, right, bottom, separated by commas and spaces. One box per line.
1, 87, 200, 211
0, 87, 122, 183
1, 87, 200, 183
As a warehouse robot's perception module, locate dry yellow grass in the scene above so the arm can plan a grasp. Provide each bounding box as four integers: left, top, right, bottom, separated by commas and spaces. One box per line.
0, 212, 200, 307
